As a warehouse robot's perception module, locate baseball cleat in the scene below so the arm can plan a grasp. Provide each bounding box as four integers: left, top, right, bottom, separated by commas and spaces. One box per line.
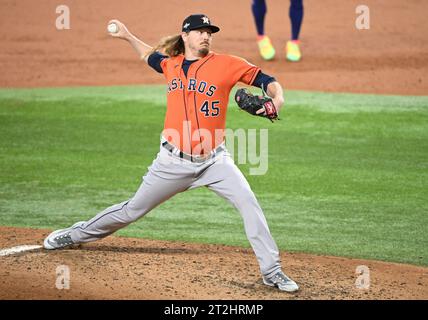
286, 40, 301, 62
263, 270, 299, 292
43, 221, 85, 250
257, 36, 276, 61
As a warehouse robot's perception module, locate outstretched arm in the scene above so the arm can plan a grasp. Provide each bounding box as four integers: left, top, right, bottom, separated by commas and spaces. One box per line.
108, 19, 153, 63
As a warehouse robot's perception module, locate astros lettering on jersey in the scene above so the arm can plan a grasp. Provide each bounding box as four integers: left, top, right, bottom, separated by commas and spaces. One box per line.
160, 53, 260, 155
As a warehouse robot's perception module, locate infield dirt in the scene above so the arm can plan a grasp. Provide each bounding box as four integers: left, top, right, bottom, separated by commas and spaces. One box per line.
1, 227, 427, 300
1, 0, 427, 95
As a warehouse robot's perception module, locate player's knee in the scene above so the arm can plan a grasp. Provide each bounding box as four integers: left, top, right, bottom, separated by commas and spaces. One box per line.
122, 202, 149, 223
234, 190, 259, 209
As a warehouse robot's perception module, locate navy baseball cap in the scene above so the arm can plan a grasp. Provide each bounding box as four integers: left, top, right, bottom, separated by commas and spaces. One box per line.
182, 14, 220, 33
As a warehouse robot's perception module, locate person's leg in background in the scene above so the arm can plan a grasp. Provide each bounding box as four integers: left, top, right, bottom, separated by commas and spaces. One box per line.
252, 0, 276, 60
287, 0, 304, 61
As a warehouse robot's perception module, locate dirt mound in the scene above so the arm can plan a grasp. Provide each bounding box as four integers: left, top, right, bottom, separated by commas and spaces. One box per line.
0, 226, 426, 300
1, 0, 427, 95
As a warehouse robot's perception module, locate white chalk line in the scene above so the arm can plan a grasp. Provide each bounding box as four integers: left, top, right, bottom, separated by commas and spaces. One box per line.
0, 245, 43, 257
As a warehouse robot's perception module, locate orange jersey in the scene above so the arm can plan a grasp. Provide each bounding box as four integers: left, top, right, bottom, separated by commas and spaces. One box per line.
159, 52, 260, 155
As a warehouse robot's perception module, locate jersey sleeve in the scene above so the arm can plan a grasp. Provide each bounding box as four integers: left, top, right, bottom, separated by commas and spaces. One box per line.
252, 71, 276, 92
147, 51, 168, 74
227, 55, 261, 86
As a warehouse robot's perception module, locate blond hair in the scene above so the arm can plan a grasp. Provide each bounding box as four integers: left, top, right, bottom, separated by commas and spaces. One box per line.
144, 34, 185, 59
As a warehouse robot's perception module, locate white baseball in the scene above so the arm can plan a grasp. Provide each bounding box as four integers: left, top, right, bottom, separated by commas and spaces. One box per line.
107, 23, 118, 34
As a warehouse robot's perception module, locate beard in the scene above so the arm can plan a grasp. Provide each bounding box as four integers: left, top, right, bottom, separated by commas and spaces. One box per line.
198, 47, 209, 57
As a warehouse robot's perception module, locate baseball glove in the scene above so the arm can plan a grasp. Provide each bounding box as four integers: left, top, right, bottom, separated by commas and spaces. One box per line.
234, 88, 279, 122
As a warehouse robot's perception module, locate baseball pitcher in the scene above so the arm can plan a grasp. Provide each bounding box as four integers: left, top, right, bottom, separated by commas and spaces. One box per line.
44, 14, 298, 293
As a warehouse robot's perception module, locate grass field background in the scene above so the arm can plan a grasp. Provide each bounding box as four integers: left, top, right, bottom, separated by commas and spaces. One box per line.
0, 86, 427, 266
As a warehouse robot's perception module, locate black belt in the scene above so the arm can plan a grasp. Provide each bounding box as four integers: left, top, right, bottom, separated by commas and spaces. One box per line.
162, 141, 224, 163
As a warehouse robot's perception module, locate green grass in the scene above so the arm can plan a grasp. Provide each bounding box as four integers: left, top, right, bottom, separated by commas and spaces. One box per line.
0, 85, 427, 266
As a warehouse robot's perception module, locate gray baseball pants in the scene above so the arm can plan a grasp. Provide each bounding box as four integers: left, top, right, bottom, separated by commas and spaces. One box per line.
70, 141, 281, 277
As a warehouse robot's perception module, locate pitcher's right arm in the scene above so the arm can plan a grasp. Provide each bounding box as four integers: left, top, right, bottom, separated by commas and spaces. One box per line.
108, 19, 153, 63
